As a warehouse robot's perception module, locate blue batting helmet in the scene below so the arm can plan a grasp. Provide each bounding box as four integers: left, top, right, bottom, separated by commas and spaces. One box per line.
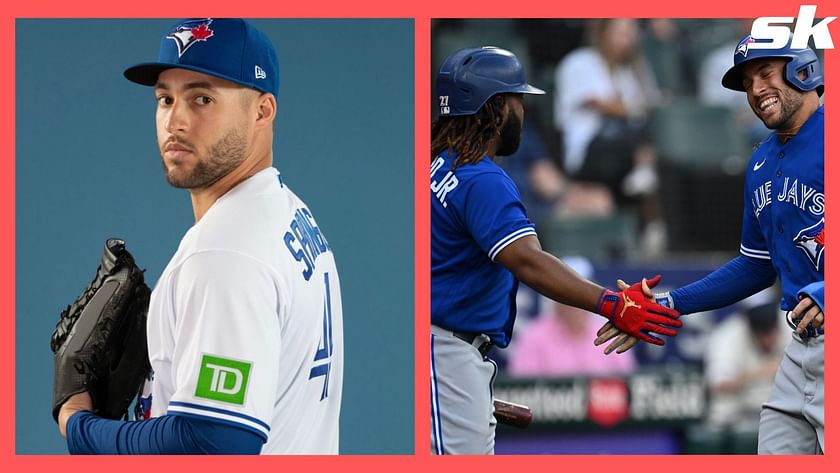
721, 34, 823, 96
436, 46, 545, 116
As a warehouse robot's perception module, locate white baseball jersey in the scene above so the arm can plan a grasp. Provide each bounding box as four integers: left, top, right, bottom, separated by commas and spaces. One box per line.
146, 167, 343, 454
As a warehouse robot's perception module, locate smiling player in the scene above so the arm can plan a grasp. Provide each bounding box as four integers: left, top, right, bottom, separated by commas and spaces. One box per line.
598, 34, 824, 454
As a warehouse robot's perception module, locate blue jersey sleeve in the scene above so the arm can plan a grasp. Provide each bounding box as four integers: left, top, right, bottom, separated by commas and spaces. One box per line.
66, 411, 264, 454
670, 255, 777, 314
798, 281, 824, 313
458, 170, 536, 261
740, 160, 771, 261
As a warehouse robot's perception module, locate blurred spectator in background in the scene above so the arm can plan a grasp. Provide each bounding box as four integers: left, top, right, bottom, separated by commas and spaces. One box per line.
507, 256, 636, 377
704, 295, 785, 434
640, 19, 691, 99
554, 18, 665, 255
698, 19, 766, 144
498, 123, 614, 227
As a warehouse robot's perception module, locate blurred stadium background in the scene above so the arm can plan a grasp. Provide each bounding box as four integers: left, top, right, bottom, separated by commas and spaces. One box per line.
432, 18, 820, 454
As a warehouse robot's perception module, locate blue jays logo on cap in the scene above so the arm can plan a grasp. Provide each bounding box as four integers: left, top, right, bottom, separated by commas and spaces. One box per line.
794, 218, 824, 270
167, 18, 215, 57
125, 18, 280, 97
736, 35, 756, 57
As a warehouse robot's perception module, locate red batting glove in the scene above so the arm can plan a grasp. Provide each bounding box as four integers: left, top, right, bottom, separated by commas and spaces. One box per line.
596, 275, 682, 346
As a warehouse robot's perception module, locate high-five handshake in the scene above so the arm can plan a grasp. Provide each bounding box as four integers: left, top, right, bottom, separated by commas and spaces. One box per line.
594, 275, 678, 353
432, 32, 825, 455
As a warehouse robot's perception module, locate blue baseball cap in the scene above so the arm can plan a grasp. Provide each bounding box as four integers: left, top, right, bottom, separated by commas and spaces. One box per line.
721, 34, 823, 96
124, 18, 279, 97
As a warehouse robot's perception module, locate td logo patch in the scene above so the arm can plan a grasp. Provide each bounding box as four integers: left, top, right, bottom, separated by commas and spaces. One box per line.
195, 354, 252, 405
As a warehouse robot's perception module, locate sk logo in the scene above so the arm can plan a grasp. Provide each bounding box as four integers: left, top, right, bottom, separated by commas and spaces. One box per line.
195, 354, 252, 405
619, 294, 641, 318
750, 5, 836, 50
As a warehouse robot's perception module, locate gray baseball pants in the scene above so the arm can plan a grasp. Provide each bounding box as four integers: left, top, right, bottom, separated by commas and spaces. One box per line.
430, 325, 497, 454
758, 332, 824, 454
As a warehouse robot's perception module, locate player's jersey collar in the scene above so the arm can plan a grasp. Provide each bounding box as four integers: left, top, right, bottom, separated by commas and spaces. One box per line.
216, 167, 281, 203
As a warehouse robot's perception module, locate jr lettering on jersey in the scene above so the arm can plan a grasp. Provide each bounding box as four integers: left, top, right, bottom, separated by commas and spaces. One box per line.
431, 156, 459, 208
284, 208, 331, 281
751, 177, 824, 218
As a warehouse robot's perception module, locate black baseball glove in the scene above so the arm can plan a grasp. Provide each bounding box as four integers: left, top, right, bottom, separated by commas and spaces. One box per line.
51, 238, 152, 421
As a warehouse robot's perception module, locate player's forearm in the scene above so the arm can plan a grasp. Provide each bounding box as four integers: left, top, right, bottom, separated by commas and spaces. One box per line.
519, 253, 604, 311
66, 412, 263, 454
670, 255, 776, 314
497, 237, 603, 311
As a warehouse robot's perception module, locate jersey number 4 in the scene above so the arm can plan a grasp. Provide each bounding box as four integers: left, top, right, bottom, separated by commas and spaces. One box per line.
309, 272, 334, 401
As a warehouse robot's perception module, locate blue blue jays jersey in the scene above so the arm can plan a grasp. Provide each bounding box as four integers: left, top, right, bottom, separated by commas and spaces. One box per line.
741, 106, 824, 310
431, 150, 536, 347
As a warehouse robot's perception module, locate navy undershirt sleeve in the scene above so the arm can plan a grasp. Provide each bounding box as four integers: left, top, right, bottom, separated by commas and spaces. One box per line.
66, 411, 264, 454
670, 255, 777, 315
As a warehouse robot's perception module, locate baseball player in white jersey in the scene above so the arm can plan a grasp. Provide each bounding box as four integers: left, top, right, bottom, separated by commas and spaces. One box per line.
57, 18, 343, 454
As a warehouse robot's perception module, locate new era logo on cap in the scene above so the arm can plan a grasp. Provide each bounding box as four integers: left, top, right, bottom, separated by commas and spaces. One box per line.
255, 65, 266, 80
167, 18, 215, 57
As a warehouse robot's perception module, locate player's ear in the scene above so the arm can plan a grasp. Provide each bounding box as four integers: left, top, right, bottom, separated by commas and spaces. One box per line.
255, 93, 277, 128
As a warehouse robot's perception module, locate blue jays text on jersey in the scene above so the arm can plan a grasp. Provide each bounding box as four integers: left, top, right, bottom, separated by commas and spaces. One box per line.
741, 106, 824, 309
430, 150, 536, 347
284, 208, 331, 281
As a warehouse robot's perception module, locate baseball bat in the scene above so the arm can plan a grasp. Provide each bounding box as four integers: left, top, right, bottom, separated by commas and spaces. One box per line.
493, 398, 532, 428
